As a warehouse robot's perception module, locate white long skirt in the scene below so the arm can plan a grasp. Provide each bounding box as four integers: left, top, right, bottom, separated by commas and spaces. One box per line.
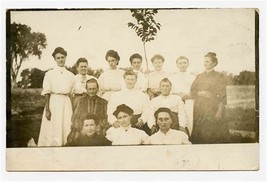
184, 99, 194, 136
38, 94, 72, 147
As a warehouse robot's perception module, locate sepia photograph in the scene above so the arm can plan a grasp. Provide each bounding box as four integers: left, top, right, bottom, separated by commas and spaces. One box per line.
4, 7, 261, 172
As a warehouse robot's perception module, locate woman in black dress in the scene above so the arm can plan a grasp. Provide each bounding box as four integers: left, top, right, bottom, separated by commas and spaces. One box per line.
190, 52, 229, 144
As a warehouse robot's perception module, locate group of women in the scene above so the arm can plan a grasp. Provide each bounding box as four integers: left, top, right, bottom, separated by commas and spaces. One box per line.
37, 47, 229, 147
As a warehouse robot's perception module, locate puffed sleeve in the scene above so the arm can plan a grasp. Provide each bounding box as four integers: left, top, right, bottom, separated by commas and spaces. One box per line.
107, 94, 118, 125
105, 127, 115, 143
177, 97, 188, 128
140, 130, 150, 144
181, 132, 192, 145
41, 72, 51, 96
97, 73, 105, 96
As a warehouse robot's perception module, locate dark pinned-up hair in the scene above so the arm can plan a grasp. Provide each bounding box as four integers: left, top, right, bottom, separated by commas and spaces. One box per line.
154, 107, 173, 121
52, 47, 67, 58
123, 70, 138, 79
113, 104, 134, 118
76, 57, 88, 67
205, 52, 218, 66
78, 113, 99, 131
129, 53, 142, 64
151, 54, 165, 63
105, 50, 120, 62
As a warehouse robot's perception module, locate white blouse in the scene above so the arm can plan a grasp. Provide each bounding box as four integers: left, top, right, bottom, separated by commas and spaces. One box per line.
73, 74, 97, 94
168, 71, 196, 94
148, 70, 169, 92
142, 95, 187, 128
133, 69, 148, 92
97, 68, 125, 100
149, 129, 191, 145
107, 88, 150, 125
106, 126, 149, 145
41, 66, 75, 96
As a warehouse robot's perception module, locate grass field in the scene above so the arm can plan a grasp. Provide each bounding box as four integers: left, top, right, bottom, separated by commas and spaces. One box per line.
7, 86, 258, 147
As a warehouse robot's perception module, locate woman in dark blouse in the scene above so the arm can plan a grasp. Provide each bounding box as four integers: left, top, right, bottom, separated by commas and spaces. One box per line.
190, 52, 229, 144
66, 113, 111, 146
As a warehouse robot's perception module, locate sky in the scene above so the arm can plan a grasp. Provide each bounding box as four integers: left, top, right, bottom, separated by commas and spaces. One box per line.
10, 9, 256, 81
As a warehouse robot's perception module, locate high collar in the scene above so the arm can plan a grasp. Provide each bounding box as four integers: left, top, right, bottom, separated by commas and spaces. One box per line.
159, 129, 172, 135
132, 68, 141, 73
108, 67, 118, 71
78, 73, 87, 78
178, 71, 188, 74
122, 87, 137, 92
159, 94, 170, 98
54, 66, 66, 73
154, 70, 163, 73
205, 69, 215, 73
119, 124, 132, 131
87, 95, 97, 100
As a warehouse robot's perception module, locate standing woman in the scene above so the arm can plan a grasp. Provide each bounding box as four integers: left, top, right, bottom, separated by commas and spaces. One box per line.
147, 54, 169, 99
190, 52, 229, 144
98, 50, 124, 101
38, 47, 75, 146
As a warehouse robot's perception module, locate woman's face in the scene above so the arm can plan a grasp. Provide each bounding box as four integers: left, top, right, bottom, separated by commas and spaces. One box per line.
176, 58, 189, 72
131, 58, 142, 71
117, 111, 131, 128
159, 81, 172, 96
107, 56, 118, 69
86, 82, 98, 97
124, 75, 137, 89
204, 56, 216, 71
54, 53, 66, 67
156, 112, 172, 133
152, 58, 164, 71
81, 119, 97, 136
77, 62, 88, 75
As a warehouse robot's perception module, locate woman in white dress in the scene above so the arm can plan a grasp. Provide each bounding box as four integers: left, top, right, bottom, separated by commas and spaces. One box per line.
97, 50, 124, 101
38, 47, 75, 147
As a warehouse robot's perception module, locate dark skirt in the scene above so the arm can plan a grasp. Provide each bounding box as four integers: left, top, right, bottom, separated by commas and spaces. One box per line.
191, 112, 229, 144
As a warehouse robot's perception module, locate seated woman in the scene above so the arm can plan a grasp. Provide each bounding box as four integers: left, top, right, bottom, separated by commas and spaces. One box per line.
66, 113, 111, 146
149, 107, 191, 145
106, 104, 150, 145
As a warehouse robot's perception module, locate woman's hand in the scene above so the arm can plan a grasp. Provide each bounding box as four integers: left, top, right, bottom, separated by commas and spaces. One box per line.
197, 91, 212, 98
113, 120, 120, 128
136, 118, 144, 128
45, 109, 51, 121
151, 125, 158, 135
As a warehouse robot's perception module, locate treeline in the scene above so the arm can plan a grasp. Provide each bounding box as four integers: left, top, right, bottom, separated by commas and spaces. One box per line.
16, 68, 256, 89
222, 70, 256, 86
17, 67, 104, 89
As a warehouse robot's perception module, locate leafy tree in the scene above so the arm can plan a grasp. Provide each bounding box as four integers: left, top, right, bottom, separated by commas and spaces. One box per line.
18, 68, 46, 88
29, 68, 46, 88
18, 68, 31, 89
9, 23, 47, 88
128, 9, 161, 71
233, 71, 255, 85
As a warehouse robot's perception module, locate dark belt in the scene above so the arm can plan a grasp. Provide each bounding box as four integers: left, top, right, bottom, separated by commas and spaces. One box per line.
74, 93, 86, 96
